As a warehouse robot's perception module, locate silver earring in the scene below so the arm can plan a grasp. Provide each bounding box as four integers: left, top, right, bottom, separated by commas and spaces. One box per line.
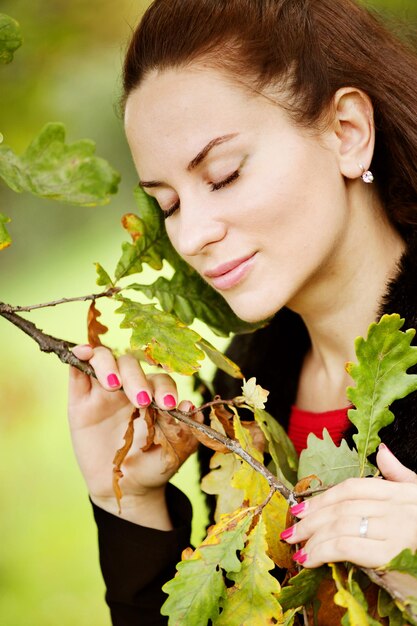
359, 163, 374, 184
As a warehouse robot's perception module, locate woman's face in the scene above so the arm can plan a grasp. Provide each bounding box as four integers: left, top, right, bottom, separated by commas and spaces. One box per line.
125, 67, 350, 323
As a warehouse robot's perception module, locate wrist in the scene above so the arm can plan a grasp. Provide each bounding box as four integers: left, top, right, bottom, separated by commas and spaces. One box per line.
90, 487, 173, 530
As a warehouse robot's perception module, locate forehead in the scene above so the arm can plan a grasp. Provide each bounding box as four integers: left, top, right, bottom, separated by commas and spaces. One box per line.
124, 67, 285, 173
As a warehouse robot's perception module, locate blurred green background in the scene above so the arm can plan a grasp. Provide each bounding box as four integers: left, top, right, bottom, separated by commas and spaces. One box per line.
1, 1, 417, 624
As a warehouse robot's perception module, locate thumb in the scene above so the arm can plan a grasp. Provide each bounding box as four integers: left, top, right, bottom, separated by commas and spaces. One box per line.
377, 443, 417, 484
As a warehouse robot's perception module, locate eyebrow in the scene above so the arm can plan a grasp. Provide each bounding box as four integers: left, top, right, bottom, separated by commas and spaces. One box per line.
139, 133, 239, 189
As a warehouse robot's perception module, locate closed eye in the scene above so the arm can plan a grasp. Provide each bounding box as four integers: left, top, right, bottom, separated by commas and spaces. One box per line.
163, 167, 242, 219
210, 169, 240, 191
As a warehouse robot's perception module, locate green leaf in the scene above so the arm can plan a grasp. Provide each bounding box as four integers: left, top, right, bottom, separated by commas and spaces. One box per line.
383, 549, 417, 577
0, 123, 120, 205
378, 589, 405, 626
278, 567, 327, 612
162, 558, 225, 626
197, 338, 243, 379
116, 297, 205, 375
0, 14, 22, 64
95, 263, 113, 287
254, 408, 298, 489
215, 518, 283, 626
0, 212, 11, 250
298, 429, 375, 486
161, 508, 254, 626
121, 186, 265, 336
346, 314, 417, 474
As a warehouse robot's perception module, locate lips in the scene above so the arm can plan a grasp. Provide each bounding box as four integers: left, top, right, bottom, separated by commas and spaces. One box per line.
204, 253, 256, 290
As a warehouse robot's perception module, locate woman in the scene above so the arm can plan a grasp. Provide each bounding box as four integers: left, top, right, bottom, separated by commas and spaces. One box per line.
68, 0, 417, 623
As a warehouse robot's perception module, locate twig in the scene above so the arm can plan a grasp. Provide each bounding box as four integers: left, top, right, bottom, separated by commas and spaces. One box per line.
0, 288, 119, 314
172, 406, 297, 505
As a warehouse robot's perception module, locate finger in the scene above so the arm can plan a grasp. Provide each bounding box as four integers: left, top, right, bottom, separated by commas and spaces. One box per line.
118, 354, 152, 408
89, 346, 122, 391
284, 500, 390, 544
148, 373, 178, 410
292, 477, 416, 518
178, 400, 204, 423
377, 444, 417, 484
68, 345, 95, 400
68, 364, 92, 401
71, 344, 94, 361
299, 536, 393, 569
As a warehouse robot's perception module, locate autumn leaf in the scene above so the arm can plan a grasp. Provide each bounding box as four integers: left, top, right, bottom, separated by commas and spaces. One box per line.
201, 452, 245, 521
331, 564, 381, 625
0, 14, 22, 64
347, 314, 417, 474
152, 408, 197, 474
215, 517, 283, 625
112, 408, 139, 513
116, 297, 205, 375
298, 429, 376, 486
87, 301, 109, 348
161, 508, 254, 626
0, 123, 120, 205
278, 567, 327, 612
0, 212, 11, 250
95, 263, 113, 287
383, 549, 417, 577
238, 377, 270, 410
232, 416, 291, 567
378, 589, 405, 626
197, 337, 243, 379
254, 407, 298, 489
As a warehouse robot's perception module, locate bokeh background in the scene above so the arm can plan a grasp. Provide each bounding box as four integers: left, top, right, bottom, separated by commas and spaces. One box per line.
1, 1, 417, 624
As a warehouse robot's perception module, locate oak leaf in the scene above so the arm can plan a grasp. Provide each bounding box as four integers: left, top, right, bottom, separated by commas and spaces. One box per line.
298, 429, 375, 487
116, 297, 205, 375
216, 517, 283, 625
112, 408, 139, 513
0, 123, 120, 205
347, 314, 417, 474
161, 508, 254, 625
87, 301, 109, 348
0, 14, 22, 64
0, 212, 11, 250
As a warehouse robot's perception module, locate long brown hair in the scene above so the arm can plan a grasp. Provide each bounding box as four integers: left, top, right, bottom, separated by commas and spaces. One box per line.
123, 0, 417, 230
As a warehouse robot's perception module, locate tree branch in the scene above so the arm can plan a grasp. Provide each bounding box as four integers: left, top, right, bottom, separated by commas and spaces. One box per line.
0, 306, 95, 376
0, 288, 119, 314
172, 406, 298, 505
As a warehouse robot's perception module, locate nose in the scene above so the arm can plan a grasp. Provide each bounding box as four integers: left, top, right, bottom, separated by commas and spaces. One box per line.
173, 198, 227, 258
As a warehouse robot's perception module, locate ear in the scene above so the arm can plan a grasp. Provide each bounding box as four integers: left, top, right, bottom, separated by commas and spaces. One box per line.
332, 88, 375, 180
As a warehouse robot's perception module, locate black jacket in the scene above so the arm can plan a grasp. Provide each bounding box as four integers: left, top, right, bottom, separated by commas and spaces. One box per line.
92, 234, 417, 625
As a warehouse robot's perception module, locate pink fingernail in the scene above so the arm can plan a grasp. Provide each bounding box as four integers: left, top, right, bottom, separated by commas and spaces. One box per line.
164, 394, 177, 409
107, 374, 120, 388
290, 502, 306, 517
280, 526, 295, 541
293, 549, 307, 565
137, 391, 151, 406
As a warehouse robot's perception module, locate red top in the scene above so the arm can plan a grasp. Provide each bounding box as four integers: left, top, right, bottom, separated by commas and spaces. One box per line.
288, 405, 351, 455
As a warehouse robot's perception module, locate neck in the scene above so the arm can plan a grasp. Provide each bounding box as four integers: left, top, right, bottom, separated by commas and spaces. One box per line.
291, 188, 405, 410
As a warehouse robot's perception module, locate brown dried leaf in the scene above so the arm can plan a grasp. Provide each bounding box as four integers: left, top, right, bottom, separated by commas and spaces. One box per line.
112, 408, 139, 513
304, 576, 345, 625
211, 404, 235, 438
141, 405, 157, 452
294, 474, 321, 495
87, 301, 109, 348
241, 421, 266, 455
153, 411, 197, 474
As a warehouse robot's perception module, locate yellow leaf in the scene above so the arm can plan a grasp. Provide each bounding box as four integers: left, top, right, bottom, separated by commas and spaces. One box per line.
241, 377, 270, 410
330, 564, 371, 625
201, 452, 244, 522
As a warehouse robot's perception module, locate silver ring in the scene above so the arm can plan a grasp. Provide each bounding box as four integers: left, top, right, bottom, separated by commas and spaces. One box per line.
359, 516, 369, 539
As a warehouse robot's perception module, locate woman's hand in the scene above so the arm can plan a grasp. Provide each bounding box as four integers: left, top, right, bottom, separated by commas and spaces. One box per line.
280, 444, 417, 568
68, 345, 201, 529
